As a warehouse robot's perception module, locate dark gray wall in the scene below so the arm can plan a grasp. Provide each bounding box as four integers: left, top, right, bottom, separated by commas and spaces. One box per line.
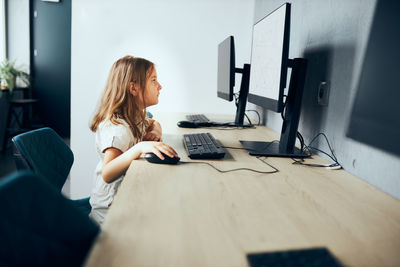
2, 0, 29, 152
347, 1, 400, 158
31, 0, 71, 137
250, 0, 400, 199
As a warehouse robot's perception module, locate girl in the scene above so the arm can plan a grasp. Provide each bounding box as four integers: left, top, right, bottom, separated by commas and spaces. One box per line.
89, 55, 178, 224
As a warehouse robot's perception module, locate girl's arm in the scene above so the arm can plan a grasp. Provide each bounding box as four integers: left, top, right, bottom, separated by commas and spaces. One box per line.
101, 141, 178, 183
143, 119, 162, 141
101, 147, 137, 183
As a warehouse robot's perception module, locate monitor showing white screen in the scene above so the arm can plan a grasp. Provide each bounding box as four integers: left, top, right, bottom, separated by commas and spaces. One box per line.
248, 3, 290, 112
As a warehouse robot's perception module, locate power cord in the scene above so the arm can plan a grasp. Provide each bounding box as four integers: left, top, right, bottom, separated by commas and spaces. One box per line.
256, 156, 279, 173
180, 147, 279, 174
233, 92, 256, 127
245, 109, 261, 126
224, 145, 279, 173
180, 160, 278, 174
244, 113, 253, 126
293, 133, 341, 169
296, 132, 306, 154
279, 95, 340, 169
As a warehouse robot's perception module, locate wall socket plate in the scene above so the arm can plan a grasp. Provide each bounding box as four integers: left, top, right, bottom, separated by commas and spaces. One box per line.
317, 81, 330, 106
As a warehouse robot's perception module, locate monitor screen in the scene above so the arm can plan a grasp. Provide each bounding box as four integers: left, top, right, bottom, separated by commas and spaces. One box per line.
247, 3, 290, 112
217, 36, 235, 102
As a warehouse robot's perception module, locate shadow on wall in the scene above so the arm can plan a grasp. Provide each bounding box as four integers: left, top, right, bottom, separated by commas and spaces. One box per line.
347, 0, 400, 158
257, 47, 332, 135
299, 47, 333, 141
257, 43, 357, 142
299, 43, 357, 147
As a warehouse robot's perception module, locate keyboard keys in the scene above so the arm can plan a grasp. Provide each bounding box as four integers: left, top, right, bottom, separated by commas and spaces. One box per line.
186, 114, 210, 123
183, 133, 226, 159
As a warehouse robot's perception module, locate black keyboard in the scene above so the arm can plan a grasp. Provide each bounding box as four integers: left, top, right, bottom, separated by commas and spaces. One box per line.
183, 133, 226, 159
186, 114, 210, 123
247, 248, 344, 267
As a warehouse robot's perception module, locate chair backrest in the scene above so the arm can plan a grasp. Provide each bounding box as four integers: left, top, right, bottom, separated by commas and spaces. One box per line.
0, 171, 99, 267
12, 127, 74, 191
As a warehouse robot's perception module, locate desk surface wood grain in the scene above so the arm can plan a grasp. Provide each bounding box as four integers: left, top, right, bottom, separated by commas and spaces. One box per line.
85, 113, 400, 267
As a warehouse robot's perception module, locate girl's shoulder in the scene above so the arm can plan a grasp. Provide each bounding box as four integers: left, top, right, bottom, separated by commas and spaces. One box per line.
96, 118, 135, 153
98, 118, 132, 136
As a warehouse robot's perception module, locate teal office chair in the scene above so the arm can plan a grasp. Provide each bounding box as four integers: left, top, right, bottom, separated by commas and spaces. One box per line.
11, 127, 91, 215
0, 171, 99, 267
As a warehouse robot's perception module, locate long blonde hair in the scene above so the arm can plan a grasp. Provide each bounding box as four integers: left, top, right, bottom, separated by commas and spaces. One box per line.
90, 55, 154, 139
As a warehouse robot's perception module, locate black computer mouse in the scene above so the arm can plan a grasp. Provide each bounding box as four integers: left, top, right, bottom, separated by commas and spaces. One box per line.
177, 120, 199, 128
144, 152, 180, 164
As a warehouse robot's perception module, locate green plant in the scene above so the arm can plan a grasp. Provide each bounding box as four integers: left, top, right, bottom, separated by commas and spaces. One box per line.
0, 59, 30, 95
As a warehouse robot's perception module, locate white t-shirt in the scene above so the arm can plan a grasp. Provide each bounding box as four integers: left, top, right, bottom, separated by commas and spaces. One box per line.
89, 118, 147, 224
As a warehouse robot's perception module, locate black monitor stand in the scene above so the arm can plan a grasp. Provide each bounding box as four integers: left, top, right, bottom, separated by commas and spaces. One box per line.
190, 63, 251, 129
240, 58, 309, 158
233, 64, 250, 126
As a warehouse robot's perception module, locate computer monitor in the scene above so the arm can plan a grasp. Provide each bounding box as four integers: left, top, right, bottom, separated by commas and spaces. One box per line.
217, 36, 235, 102
346, 0, 400, 157
217, 36, 250, 125
240, 3, 309, 158
247, 4, 290, 112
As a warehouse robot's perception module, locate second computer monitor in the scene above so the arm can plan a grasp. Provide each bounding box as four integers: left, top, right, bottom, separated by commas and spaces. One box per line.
217, 36, 235, 102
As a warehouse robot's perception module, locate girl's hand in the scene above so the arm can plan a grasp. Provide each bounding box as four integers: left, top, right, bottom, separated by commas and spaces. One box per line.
143, 130, 162, 142
136, 141, 178, 160
144, 120, 162, 141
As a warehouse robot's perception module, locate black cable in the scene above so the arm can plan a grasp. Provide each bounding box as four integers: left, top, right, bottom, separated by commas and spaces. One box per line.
244, 113, 253, 126
296, 132, 305, 152
180, 160, 278, 174
179, 146, 280, 174
233, 92, 253, 127
292, 133, 341, 168
253, 90, 339, 169
233, 93, 239, 107
307, 146, 338, 163
291, 158, 340, 168
307, 133, 338, 162
245, 109, 261, 126
256, 156, 279, 173
281, 94, 288, 120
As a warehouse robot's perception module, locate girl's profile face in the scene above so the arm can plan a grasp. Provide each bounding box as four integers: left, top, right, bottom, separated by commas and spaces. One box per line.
143, 67, 162, 108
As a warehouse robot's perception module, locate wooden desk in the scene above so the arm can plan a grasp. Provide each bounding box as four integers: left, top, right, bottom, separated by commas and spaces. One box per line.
85, 113, 400, 267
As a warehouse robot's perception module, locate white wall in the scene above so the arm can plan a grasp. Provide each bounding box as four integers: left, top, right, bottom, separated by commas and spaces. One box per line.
0, 0, 6, 61
6, 0, 30, 72
70, 0, 255, 198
